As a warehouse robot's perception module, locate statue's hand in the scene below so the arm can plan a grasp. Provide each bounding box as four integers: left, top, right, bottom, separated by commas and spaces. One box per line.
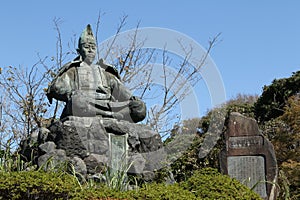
112, 112, 124, 120
129, 96, 147, 122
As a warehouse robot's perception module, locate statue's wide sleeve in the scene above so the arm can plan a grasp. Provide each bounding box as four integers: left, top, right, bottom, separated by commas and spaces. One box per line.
109, 74, 133, 101
46, 67, 76, 103
109, 74, 146, 122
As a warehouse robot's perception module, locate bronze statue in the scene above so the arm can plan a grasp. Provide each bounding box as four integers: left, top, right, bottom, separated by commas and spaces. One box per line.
47, 25, 146, 123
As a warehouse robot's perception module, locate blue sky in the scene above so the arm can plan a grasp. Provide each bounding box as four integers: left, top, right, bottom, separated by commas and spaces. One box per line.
1, 1, 300, 117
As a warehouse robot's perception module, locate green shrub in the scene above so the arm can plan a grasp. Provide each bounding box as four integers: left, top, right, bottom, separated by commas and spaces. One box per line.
169, 134, 223, 182
0, 171, 199, 200
73, 183, 197, 200
254, 70, 300, 122
0, 171, 79, 200
130, 183, 197, 200
181, 168, 262, 200
69, 185, 129, 200
0, 169, 264, 200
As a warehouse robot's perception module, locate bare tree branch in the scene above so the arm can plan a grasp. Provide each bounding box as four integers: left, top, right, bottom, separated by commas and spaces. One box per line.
103, 14, 128, 60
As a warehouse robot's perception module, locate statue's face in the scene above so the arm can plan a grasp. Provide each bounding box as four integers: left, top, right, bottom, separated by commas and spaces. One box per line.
79, 42, 96, 64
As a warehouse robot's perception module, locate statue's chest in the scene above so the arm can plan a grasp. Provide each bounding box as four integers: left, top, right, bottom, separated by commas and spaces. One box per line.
77, 63, 105, 90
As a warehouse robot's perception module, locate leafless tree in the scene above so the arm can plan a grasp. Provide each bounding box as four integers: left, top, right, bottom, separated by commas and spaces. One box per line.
95, 15, 220, 135
0, 18, 71, 150
0, 63, 49, 149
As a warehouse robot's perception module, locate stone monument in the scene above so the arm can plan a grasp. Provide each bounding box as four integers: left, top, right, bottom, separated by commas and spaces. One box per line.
220, 112, 278, 200
22, 25, 165, 179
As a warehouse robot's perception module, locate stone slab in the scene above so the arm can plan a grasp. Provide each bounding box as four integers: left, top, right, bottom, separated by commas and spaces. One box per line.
228, 156, 267, 198
109, 133, 128, 171
220, 112, 278, 200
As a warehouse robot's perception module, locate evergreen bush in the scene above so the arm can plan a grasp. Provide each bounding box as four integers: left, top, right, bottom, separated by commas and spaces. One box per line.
0, 168, 264, 199
181, 168, 262, 200
0, 171, 79, 200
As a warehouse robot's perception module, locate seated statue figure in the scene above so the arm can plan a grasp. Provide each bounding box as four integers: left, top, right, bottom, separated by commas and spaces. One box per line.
46, 24, 146, 123
31, 25, 164, 177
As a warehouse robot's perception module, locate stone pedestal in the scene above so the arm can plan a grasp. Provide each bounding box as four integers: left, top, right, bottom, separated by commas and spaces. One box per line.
37, 116, 165, 179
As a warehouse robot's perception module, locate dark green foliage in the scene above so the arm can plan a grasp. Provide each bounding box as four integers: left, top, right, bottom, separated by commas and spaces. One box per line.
168, 135, 204, 182
259, 95, 300, 199
261, 118, 297, 164
169, 134, 223, 182
254, 70, 300, 122
181, 168, 262, 200
0, 171, 79, 200
279, 161, 300, 200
